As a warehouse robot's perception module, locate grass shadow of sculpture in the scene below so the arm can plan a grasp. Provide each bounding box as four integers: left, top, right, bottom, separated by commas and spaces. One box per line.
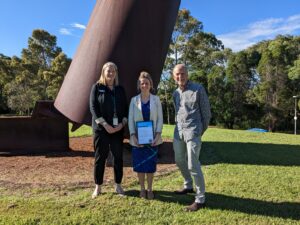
201, 142, 300, 166
125, 190, 300, 220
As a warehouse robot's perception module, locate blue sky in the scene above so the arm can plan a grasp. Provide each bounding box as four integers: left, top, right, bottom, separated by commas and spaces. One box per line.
1, 0, 300, 58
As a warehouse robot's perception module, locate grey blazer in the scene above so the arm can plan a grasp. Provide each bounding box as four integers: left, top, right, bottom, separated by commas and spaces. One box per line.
128, 94, 163, 146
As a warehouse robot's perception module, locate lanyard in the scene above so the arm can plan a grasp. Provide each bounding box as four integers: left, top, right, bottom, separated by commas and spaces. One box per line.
112, 87, 117, 116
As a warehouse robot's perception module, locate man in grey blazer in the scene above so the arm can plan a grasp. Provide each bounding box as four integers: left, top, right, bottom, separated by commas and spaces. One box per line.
172, 64, 211, 211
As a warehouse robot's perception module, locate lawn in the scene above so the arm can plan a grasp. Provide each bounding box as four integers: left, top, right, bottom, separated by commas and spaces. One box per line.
1, 126, 299, 225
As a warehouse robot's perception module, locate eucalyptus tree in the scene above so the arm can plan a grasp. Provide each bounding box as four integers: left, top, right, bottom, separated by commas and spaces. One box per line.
161, 9, 225, 124
21, 29, 63, 100
288, 54, 300, 106
221, 51, 253, 128
2, 29, 69, 115
3, 58, 38, 115
44, 52, 71, 100
256, 35, 297, 131
160, 9, 204, 123
0, 54, 15, 113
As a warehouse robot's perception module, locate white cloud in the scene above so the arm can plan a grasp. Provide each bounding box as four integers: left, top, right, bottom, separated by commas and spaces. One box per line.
217, 14, 300, 52
59, 22, 86, 37
59, 28, 72, 35
71, 23, 86, 30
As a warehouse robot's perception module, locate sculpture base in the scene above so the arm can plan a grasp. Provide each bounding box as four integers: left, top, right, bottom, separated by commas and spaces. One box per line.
0, 101, 69, 155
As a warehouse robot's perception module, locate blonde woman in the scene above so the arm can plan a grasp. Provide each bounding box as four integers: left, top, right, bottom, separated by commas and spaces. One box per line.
89, 62, 128, 198
128, 71, 163, 199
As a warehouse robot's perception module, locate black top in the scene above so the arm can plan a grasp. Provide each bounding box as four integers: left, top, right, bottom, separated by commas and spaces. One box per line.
89, 83, 128, 132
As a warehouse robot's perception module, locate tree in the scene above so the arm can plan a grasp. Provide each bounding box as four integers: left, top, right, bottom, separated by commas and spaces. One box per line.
170, 9, 203, 66
0, 54, 15, 113
4, 70, 39, 115
255, 35, 297, 131
157, 72, 176, 124
1, 29, 69, 115
288, 56, 300, 80
21, 29, 63, 100
22, 29, 62, 69
159, 9, 204, 123
224, 51, 256, 128
44, 52, 71, 99
160, 9, 224, 124
207, 65, 228, 126
288, 55, 300, 104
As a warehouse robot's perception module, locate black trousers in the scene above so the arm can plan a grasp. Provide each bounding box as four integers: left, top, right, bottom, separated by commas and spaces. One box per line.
93, 130, 123, 185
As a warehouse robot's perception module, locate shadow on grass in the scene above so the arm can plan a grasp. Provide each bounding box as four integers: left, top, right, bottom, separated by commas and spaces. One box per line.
125, 190, 300, 220
205, 192, 300, 220
201, 142, 300, 166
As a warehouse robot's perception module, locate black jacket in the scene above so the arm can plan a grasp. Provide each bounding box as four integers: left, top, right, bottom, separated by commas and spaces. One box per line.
89, 83, 128, 131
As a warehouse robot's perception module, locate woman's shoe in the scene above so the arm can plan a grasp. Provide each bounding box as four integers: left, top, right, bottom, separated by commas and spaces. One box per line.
92, 187, 101, 199
115, 184, 125, 195
140, 189, 147, 199
147, 190, 154, 200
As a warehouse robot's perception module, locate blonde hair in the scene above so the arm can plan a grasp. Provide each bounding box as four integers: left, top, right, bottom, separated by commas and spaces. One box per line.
137, 71, 154, 93
98, 62, 119, 85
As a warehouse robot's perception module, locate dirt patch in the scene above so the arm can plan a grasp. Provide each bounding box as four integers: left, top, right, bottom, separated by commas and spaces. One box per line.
0, 137, 176, 190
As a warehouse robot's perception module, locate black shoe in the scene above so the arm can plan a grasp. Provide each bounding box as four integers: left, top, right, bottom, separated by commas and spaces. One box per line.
174, 188, 194, 195
185, 202, 206, 212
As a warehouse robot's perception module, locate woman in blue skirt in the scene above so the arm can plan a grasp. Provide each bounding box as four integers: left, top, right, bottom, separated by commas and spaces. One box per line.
128, 71, 163, 199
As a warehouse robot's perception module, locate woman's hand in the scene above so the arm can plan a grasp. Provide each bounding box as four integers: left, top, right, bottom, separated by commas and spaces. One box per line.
103, 124, 116, 134
151, 133, 161, 146
132, 134, 143, 147
114, 123, 124, 132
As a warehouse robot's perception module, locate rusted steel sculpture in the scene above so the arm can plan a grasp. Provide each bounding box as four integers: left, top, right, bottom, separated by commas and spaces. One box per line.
0, 101, 69, 154
54, 0, 181, 126
0, 0, 180, 155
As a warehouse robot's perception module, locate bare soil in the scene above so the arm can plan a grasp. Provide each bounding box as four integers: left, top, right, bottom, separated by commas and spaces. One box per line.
0, 137, 176, 190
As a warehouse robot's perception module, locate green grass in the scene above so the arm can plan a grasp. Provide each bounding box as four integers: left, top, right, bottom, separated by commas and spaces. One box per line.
69, 124, 92, 137
1, 126, 299, 224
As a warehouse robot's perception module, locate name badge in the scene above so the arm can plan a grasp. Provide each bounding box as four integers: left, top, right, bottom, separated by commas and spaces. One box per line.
113, 116, 118, 126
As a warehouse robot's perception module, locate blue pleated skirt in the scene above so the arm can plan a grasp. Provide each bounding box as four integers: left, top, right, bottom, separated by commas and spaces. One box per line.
132, 146, 158, 173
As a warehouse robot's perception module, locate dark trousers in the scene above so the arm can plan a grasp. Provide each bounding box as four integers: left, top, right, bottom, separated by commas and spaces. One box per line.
93, 130, 123, 185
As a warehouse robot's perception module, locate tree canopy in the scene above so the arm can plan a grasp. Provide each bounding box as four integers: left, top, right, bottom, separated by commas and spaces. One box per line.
0, 29, 70, 115
0, 12, 299, 133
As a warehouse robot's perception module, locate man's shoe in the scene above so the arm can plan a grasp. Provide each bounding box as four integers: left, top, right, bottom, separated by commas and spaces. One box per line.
147, 190, 154, 200
185, 202, 206, 212
174, 188, 194, 195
